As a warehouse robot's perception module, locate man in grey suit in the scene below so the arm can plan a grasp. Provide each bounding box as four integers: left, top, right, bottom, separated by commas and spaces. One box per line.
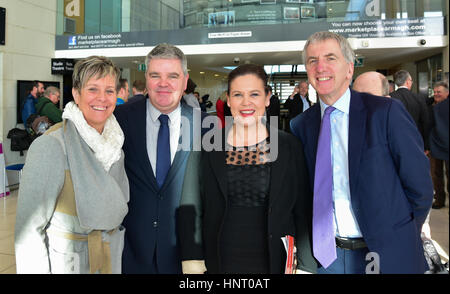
115, 43, 207, 273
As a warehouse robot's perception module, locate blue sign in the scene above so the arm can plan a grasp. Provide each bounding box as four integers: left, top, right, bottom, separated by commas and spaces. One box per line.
68, 36, 77, 46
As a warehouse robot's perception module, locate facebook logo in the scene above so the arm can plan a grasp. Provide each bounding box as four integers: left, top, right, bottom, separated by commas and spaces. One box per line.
68, 36, 77, 46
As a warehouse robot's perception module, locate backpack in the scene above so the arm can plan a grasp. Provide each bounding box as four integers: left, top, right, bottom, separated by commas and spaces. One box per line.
7, 128, 33, 156
25, 100, 53, 137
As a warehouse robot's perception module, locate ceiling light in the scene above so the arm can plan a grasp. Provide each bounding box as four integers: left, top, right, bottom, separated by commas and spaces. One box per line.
200, 71, 205, 74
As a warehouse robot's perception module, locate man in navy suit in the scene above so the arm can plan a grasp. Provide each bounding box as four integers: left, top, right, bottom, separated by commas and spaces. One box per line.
291, 32, 433, 274
115, 43, 207, 273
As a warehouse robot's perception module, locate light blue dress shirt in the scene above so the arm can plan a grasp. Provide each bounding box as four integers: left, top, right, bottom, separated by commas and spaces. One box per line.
319, 89, 362, 238
300, 96, 310, 113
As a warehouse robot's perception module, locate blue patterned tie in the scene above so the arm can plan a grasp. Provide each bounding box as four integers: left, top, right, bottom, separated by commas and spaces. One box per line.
312, 106, 337, 269
156, 114, 170, 188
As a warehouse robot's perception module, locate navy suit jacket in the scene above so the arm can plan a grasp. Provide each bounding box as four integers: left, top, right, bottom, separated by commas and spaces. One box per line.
115, 97, 207, 273
290, 89, 433, 274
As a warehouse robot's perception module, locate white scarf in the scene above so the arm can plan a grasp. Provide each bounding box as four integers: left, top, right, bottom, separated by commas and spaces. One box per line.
62, 102, 124, 172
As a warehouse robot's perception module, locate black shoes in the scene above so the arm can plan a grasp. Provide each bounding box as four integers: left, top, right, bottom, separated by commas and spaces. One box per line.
432, 203, 445, 209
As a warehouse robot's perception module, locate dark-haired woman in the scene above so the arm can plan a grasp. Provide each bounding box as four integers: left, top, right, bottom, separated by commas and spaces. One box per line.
180, 64, 316, 274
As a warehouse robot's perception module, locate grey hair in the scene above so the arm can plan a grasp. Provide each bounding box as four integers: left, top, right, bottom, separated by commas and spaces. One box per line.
393, 70, 411, 87
380, 75, 390, 96
302, 31, 355, 64
433, 81, 448, 91
72, 56, 121, 92
44, 86, 60, 98
145, 43, 188, 76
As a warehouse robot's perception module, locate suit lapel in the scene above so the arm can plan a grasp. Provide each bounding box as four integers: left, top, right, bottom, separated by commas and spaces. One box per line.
209, 148, 228, 199
161, 103, 192, 190
131, 98, 159, 190
303, 104, 321, 186
268, 132, 284, 206
348, 91, 367, 196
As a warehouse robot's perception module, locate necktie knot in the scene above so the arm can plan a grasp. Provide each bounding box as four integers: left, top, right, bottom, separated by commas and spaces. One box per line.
324, 106, 335, 117
159, 114, 169, 125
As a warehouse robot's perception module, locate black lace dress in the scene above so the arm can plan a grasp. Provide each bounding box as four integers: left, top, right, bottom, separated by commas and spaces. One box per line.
219, 139, 272, 274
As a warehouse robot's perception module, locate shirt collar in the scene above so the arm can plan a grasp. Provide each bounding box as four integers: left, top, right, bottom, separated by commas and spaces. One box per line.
147, 99, 181, 125
319, 88, 351, 118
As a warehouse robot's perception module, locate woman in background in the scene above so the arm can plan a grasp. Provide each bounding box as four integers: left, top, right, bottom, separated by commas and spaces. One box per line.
15, 56, 129, 274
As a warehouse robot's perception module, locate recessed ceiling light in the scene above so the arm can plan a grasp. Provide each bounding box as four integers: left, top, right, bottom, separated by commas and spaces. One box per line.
200, 71, 205, 74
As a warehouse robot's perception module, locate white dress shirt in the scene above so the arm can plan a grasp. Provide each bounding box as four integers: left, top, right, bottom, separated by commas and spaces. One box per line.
300, 96, 310, 112
319, 89, 362, 238
146, 99, 181, 177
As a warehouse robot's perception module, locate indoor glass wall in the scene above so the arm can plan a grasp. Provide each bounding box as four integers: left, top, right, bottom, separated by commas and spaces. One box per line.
57, 0, 447, 35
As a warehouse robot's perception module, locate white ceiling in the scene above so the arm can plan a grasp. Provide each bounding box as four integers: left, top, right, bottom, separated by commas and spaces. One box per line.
111, 45, 443, 77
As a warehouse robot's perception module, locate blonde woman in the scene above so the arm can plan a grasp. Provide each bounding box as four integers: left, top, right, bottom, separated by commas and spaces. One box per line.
15, 56, 129, 274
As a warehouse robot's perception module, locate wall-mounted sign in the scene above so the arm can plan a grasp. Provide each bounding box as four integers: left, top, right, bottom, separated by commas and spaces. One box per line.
64, 0, 85, 34
55, 17, 444, 51
138, 64, 147, 72
355, 56, 365, 67
51, 58, 75, 75
0, 7, 5, 45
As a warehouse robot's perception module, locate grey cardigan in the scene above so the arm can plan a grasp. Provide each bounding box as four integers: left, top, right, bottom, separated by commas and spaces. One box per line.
14, 120, 129, 274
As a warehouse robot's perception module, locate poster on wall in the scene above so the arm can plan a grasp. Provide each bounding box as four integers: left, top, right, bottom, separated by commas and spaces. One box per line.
208, 11, 235, 26
260, 0, 276, 4
301, 6, 315, 18
284, 7, 300, 19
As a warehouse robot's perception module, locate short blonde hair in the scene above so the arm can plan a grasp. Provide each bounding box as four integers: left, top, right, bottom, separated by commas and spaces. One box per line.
72, 56, 121, 92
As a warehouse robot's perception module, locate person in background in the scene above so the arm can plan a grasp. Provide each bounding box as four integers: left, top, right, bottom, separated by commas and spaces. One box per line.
183, 78, 201, 109
128, 80, 146, 104
199, 94, 213, 112
216, 90, 228, 129
179, 64, 316, 274
15, 56, 129, 274
291, 31, 433, 274
22, 80, 45, 128
283, 81, 311, 132
390, 70, 430, 149
388, 79, 396, 94
116, 78, 129, 105
266, 85, 280, 127
284, 82, 311, 118
35, 86, 63, 123
429, 81, 449, 209
352, 71, 390, 97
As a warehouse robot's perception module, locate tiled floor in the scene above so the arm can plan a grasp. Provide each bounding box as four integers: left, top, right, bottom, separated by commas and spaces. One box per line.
1, 188, 448, 274
0, 189, 18, 274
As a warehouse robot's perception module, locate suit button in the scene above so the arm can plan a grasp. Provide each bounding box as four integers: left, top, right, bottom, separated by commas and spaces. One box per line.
153, 221, 158, 228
